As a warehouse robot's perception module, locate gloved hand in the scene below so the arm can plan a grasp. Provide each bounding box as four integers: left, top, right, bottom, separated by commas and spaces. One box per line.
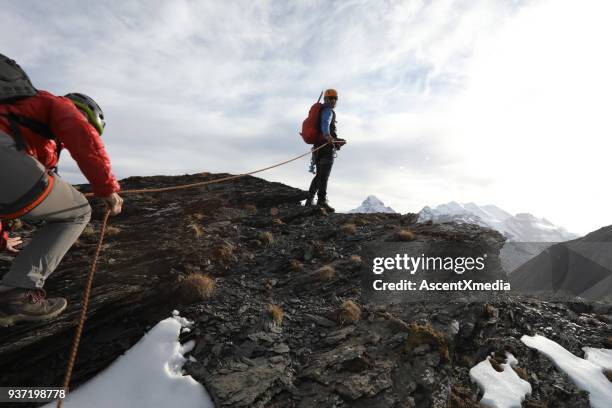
101, 193, 124, 216
333, 138, 347, 150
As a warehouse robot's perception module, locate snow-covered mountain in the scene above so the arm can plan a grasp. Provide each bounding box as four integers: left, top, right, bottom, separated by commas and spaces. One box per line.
419, 202, 581, 274
418, 202, 579, 242
349, 195, 396, 214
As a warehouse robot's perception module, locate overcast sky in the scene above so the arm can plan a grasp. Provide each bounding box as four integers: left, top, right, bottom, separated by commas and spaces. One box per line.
2, 0, 611, 235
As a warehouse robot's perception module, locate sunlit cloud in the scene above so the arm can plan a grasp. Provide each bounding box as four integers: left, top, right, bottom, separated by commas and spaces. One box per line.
2, 0, 610, 234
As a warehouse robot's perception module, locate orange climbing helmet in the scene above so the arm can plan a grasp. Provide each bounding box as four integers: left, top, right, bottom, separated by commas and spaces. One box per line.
324, 88, 338, 98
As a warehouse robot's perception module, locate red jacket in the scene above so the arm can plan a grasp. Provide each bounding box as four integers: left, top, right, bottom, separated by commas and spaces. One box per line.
0, 90, 120, 250
0, 227, 7, 251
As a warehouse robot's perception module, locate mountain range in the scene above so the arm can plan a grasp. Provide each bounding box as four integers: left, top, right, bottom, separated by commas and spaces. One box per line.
418, 202, 581, 274
348, 198, 581, 273
418, 201, 579, 242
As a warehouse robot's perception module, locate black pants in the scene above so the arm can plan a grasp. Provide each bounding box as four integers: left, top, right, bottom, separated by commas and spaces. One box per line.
308, 147, 334, 202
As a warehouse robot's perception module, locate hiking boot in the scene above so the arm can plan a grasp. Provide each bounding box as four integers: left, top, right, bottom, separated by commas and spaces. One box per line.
317, 200, 335, 213
0, 288, 67, 327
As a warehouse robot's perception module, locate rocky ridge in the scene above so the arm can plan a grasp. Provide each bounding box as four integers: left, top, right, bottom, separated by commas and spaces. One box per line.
0, 173, 610, 408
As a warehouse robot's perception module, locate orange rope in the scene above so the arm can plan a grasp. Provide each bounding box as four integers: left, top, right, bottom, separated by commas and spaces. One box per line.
85, 142, 330, 197
57, 209, 110, 408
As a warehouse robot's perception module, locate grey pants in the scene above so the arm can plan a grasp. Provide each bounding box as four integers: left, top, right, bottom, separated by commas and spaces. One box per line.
0, 131, 91, 289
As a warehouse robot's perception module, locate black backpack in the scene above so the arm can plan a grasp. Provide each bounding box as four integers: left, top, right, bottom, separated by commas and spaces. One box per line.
0, 53, 59, 166
0, 53, 37, 102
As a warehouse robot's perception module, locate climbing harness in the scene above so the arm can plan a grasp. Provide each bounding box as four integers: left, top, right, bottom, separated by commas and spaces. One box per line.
56, 141, 331, 407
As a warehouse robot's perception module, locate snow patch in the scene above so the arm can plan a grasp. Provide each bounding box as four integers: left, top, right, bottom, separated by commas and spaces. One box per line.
469, 352, 531, 408
44, 313, 212, 408
521, 334, 612, 408
583, 347, 612, 371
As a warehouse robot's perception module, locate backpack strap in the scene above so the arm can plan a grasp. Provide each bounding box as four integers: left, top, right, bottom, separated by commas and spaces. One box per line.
2, 113, 55, 141
0, 112, 61, 171
0, 113, 28, 151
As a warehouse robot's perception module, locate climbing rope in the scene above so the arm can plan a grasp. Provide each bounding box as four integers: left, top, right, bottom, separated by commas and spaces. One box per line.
57, 209, 110, 408
57, 142, 330, 406
84, 142, 331, 197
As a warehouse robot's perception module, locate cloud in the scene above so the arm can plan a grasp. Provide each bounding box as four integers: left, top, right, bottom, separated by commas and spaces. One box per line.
2, 0, 610, 234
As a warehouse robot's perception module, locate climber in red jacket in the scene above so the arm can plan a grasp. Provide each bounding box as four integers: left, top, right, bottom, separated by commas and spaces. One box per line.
0, 54, 123, 326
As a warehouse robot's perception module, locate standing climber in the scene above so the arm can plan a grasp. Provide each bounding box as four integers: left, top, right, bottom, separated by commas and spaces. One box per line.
306, 88, 345, 212
0, 54, 123, 326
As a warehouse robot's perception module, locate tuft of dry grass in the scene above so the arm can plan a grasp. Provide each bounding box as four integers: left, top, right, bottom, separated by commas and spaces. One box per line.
354, 217, 369, 226
340, 223, 357, 234
81, 224, 96, 237
268, 303, 284, 325
188, 223, 204, 238
312, 240, 324, 258
338, 300, 361, 324
243, 204, 257, 215
213, 243, 235, 260
349, 255, 362, 264
319, 207, 328, 216
512, 366, 529, 381
105, 225, 121, 236
272, 218, 285, 226
404, 322, 449, 363
488, 357, 503, 372
448, 385, 481, 408
484, 304, 499, 319
259, 231, 274, 246
396, 228, 416, 241
317, 265, 336, 281
176, 273, 215, 303
290, 259, 304, 272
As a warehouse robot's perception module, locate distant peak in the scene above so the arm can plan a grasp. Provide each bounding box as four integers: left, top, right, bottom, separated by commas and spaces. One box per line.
349, 195, 396, 214
365, 195, 383, 203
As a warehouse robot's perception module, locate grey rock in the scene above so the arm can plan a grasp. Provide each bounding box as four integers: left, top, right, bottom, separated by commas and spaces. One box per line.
206, 357, 293, 407
305, 313, 337, 328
